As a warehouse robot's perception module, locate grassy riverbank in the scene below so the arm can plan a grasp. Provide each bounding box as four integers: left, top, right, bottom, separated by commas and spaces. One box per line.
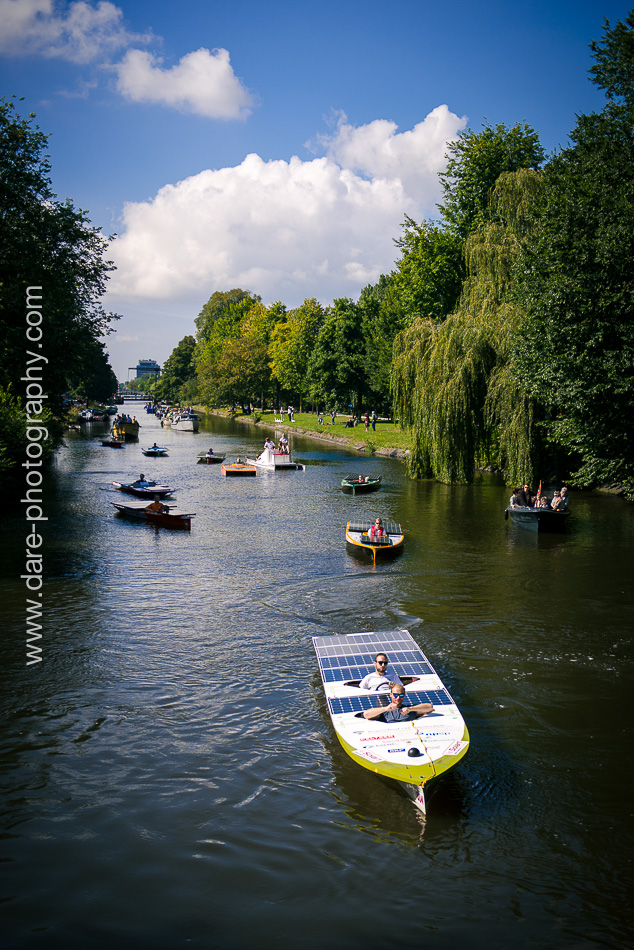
207, 408, 413, 459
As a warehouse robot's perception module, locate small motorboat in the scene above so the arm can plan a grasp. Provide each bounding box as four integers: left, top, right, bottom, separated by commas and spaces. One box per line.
221, 460, 257, 476
197, 452, 226, 465
101, 439, 124, 448
142, 445, 169, 457
111, 501, 193, 530
505, 506, 571, 533
245, 446, 305, 471
168, 411, 200, 432
341, 474, 382, 494
313, 628, 469, 816
112, 480, 175, 499
345, 519, 404, 563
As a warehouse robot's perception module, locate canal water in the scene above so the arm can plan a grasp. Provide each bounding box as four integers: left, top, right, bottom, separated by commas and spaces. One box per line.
1, 407, 633, 949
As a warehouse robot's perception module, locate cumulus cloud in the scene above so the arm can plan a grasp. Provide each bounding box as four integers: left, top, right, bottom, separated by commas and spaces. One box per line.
312, 106, 467, 205
115, 47, 254, 119
109, 109, 465, 306
0, 0, 150, 63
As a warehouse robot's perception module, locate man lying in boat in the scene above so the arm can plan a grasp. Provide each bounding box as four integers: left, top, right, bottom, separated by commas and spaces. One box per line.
363, 686, 434, 722
145, 495, 169, 514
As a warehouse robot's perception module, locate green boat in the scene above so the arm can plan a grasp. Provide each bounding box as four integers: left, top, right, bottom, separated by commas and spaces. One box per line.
341, 474, 382, 494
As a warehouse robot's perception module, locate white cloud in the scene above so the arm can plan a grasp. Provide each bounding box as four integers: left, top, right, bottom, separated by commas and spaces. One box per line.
0, 0, 150, 63
115, 47, 253, 119
109, 110, 465, 307
312, 106, 467, 205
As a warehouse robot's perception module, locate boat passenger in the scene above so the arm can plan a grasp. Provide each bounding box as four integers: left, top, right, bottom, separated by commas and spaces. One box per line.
560, 486, 569, 507
551, 490, 564, 510
538, 495, 551, 509
369, 518, 386, 539
363, 686, 434, 722
359, 653, 405, 692
264, 438, 275, 451
134, 474, 151, 487
206, 447, 214, 456
518, 484, 535, 507
278, 434, 289, 453
509, 488, 521, 507
146, 495, 169, 514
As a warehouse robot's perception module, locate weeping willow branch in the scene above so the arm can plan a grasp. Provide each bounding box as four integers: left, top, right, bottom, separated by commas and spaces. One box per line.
391, 169, 545, 484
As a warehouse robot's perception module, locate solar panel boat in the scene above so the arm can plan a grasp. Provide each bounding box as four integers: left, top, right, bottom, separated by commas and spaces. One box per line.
313, 629, 469, 816
345, 520, 404, 563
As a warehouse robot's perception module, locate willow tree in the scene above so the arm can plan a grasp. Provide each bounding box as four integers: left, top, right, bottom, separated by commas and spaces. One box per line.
392, 168, 544, 484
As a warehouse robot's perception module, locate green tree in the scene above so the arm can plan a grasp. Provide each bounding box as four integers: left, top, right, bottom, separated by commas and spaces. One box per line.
154, 335, 197, 403
269, 298, 324, 407
391, 217, 465, 323
439, 121, 545, 239
392, 169, 545, 484
0, 99, 119, 404
306, 298, 366, 410
514, 11, 634, 498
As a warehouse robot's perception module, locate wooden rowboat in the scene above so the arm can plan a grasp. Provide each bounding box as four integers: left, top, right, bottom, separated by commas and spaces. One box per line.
221, 460, 257, 476
313, 628, 469, 816
341, 474, 382, 494
111, 501, 193, 530
345, 520, 404, 563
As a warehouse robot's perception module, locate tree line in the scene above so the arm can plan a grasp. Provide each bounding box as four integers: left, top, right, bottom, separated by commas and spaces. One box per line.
152, 12, 634, 498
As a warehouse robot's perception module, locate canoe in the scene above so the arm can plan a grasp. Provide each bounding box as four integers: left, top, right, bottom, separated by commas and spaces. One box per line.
112, 480, 175, 499
221, 461, 257, 476
141, 446, 169, 456
341, 474, 382, 494
313, 628, 469, 816
505, 506, 571, 533
197, 453, 226, 465
111, 501, 193, 530
345, 520, 404, 563
245, 446, 305, 470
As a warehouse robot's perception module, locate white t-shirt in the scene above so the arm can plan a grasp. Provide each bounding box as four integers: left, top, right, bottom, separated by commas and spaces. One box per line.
359, 669, 404, 692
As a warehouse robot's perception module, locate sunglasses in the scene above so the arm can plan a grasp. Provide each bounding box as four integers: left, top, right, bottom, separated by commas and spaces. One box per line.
376, 660, 387, 665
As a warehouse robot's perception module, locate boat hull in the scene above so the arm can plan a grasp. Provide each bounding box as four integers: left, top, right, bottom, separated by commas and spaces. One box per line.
313, 629, 469, 816
197, 455, 225, 464
245, 447, 305, 470
141, 448, 169, 457
112, 481, 174, 499
221, 463, 257, 476
346, 520, 404, 563
112, 420, 140, 441
341, 476, 382, 494
506, 507, 571, 533
111, 502, 192, 530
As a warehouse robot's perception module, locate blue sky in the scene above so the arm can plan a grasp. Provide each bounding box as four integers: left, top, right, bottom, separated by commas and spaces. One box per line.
1, 0, 630, 382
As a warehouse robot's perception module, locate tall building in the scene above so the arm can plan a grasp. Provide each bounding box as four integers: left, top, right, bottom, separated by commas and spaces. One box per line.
134, 359, 161, 378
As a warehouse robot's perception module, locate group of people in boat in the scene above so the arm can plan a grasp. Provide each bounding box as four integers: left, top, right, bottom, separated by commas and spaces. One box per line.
510, 484, 569, 510
357, 651, 434, 722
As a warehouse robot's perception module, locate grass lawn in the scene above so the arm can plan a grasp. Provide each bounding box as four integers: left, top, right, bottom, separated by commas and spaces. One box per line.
230, 409, 413, 454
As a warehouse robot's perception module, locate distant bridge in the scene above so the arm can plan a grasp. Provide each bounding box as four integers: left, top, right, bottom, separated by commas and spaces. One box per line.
118, 392, 149, 401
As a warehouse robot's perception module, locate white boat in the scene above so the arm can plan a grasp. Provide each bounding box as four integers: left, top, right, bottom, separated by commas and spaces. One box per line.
141, 445, 169, 457
313, 629, 469, 816
169, 411, 199, 432
245, 446, 305, 470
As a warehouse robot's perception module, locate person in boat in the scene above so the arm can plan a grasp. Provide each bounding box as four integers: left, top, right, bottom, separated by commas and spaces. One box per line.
206, 447, 215, 456
151, 442, 160, 449
368, 518, 386, 540
363, 685, 434, 722
359, 653, 405, 692
560, 486, 569, 507
133, 474, 151, 487
517, 484, 535, 507
550, 490, 564, 510
509, 488, 522, 507
146, 494, 169, 514
537, 494, 551, 509
278, 433, 289, 453
263, 437, 275, 451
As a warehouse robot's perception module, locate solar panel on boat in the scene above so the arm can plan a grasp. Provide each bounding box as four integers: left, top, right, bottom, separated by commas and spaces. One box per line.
347, 521, 402, 535
327, 689, 451, 717
313, 630, 438, 684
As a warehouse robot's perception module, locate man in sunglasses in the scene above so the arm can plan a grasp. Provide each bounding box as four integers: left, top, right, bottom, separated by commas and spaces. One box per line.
363, 686, 434, 722
358, 653, 404, 692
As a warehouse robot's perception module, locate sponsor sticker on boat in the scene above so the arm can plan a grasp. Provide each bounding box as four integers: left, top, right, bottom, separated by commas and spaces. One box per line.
443, 739, 468, 756
355, 749, 383, 762
388, 748, 406, 753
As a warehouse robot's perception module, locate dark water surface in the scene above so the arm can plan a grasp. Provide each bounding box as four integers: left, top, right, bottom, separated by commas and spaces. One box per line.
1, 408, 633, 949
